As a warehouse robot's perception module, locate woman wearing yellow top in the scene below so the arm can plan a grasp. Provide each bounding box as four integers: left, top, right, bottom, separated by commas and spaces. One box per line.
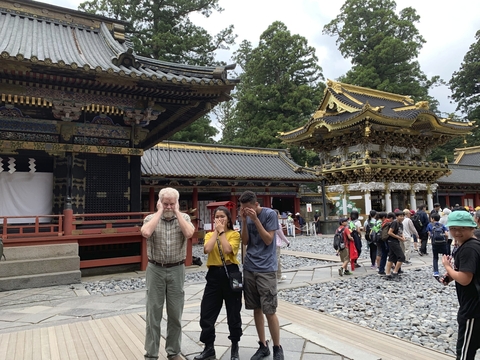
194, 206, 242, 360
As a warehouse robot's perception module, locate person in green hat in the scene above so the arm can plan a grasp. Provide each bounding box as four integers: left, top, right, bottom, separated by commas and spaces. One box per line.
441, 210, 480, 360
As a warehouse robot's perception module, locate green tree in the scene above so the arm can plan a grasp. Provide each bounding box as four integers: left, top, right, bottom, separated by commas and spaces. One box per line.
221, 21, 324, 164
170, 116, 218, 143
323, 0, 442, 109
449, 30, 480, 121
79, 0, 236, 66
428, 32, 480, 162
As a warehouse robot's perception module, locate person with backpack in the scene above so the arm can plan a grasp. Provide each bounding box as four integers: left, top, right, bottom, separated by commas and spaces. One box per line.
427, 213, 449, 278
440, 208, 452, 256
440, 211, 480, 360
376, 212, 392, 275
384, 211, 406, 281
364, 210, 377, 270
402, 209, 419, 264
349, 210, 362, 268
416, 204, 430, 256
335, 218, 354, 276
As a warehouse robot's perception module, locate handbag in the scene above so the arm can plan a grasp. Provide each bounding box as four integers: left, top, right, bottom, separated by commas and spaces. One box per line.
216, 233, 243, 292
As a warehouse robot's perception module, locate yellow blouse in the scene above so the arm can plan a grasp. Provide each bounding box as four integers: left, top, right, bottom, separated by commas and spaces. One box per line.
204, 230, 241, 267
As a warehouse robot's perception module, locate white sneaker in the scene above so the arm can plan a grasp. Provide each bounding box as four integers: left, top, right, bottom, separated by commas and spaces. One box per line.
278, 275, 287, 282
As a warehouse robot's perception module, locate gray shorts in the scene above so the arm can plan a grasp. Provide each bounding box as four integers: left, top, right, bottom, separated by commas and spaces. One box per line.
243, 270, 277, 314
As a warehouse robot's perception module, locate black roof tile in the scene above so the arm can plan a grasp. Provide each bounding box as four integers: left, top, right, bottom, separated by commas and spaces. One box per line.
141, 142, 319, 181
0, 7, 236, 85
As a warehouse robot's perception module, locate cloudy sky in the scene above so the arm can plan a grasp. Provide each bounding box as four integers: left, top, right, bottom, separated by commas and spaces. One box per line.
46, 0, 480, 116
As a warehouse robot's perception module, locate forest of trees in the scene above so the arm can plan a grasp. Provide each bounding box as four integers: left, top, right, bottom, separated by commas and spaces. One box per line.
80, 0, 479, 164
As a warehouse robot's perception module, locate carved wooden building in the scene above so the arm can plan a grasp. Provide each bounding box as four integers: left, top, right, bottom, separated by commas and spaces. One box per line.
0, 0, 237, 219
279, 80, 475, 216
141, 141, 321, 227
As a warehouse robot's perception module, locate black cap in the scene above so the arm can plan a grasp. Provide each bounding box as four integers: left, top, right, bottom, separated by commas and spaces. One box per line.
339, 217, 348, 224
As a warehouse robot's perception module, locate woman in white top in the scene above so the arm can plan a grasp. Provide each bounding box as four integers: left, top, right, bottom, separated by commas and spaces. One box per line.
402, 209, 419, 263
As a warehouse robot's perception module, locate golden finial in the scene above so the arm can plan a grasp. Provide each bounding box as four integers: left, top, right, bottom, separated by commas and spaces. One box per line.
365, 121, 371, 137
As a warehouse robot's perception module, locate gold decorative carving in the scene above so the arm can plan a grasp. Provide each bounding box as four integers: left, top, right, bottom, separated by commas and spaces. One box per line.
415, 101, 430, 110
134, 127, 148, 145
60, 123, 75, 141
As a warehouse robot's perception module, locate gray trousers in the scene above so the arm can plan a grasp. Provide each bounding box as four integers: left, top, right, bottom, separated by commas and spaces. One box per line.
144, 262, 185, 358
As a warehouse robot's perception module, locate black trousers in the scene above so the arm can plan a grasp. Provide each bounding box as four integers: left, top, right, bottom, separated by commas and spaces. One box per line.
199, 264, 243, 345
419, 232, 429, 254
368, 242, 377, 266
457, 318, 480, 360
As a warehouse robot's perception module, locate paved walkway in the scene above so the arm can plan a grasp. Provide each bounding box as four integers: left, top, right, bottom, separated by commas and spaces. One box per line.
0, 248, 456, 360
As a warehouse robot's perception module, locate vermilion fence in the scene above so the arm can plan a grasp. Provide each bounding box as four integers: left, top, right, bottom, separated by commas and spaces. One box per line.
1, 211, 197, 270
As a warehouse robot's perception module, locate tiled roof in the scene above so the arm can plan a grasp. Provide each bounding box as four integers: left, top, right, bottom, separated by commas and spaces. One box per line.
141, 142, 319, 181
437, 165, 480, 184
456, 153, 480, 167
279, 80, 474, 141
0, 1, 236, 85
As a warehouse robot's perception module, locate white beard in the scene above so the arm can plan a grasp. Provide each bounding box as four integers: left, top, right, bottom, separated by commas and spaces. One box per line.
163, 210, 174, 219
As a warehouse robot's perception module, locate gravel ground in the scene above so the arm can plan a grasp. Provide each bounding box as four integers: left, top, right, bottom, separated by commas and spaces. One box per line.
278, 266, 458, 355
83, 236, 462, 356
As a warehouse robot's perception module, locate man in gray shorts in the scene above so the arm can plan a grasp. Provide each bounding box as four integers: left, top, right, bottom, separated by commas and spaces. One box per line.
239, 191, 284, 360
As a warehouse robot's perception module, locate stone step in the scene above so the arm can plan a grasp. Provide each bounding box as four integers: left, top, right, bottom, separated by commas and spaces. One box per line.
0, 256, 79, 277
3, 243, 78, 260
0, 271, 81, 291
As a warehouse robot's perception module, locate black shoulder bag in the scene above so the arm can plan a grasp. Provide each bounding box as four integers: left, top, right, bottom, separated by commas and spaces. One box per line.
216, 233, 243, 292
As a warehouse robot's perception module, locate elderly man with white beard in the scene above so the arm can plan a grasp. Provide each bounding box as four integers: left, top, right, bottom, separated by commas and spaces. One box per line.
141, 187, 195, 360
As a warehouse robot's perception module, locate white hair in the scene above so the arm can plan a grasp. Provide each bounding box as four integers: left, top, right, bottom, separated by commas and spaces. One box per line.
159, 187, 179, 202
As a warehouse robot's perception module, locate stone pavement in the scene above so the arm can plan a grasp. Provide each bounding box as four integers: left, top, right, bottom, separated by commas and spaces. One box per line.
0, 248, 455, 360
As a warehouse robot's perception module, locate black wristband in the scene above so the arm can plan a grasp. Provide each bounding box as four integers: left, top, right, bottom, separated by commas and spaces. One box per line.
218, 231, 225, 236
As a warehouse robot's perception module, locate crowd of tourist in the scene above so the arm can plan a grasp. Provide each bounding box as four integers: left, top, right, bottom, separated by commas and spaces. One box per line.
336, 203, 480, 281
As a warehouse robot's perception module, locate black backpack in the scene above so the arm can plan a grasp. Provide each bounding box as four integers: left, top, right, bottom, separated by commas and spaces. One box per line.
333, 227, 346, 251
411, 214, 423, 233
365, 220, 375, 243
431, 223, 446, 244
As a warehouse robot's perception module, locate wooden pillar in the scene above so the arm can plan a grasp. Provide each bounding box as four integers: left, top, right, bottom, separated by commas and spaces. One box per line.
264, 188, 271, 209
410, 190, 417, 211
192, 187, 199, 245
149, 187, 155, 212
364, 190, 372, 215
386, 189, 392, 213
230, 188, 237, 226
63, 207, 73, 236
427, 190, 434, 212
294, 196, 300, 215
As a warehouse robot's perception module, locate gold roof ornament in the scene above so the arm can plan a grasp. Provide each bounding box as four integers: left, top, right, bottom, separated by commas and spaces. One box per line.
278, 81, 475, 153
415, 101, 430, 110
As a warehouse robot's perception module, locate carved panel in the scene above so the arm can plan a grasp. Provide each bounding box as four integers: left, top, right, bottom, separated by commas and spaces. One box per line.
327, 185, 345, 193
412, 183, 427, 192
387, 182, 411, 191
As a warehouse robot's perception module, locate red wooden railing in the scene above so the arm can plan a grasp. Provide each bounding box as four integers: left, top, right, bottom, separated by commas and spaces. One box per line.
1, 211, 197, 270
